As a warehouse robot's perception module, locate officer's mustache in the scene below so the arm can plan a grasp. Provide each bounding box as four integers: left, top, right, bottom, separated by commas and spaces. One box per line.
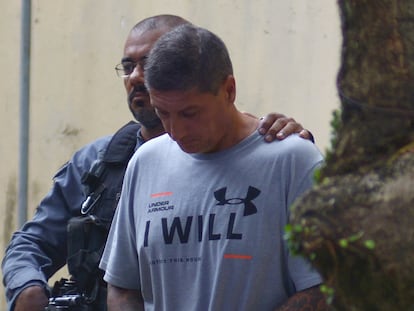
128, 85, 149, 105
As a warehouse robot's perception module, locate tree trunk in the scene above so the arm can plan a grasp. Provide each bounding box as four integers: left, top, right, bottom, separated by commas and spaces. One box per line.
288, 1, 414, 310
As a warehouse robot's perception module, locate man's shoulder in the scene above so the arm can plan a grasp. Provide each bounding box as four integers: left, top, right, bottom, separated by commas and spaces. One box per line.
271, 134, 320, 152
138, 133, 171, 152
279, 135, 324, 164
254, 134, 323, 165
131, 134, 174, 164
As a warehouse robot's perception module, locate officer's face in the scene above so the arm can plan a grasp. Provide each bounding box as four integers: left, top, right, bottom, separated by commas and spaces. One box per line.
121, 27, 168, 129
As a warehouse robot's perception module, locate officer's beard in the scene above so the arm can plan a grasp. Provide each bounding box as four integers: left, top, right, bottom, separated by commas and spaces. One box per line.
132, 108, 162, 129
128, 85, 163, 129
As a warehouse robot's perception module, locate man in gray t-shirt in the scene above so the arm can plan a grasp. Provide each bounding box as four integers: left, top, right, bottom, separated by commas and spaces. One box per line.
100, 24, 327, 311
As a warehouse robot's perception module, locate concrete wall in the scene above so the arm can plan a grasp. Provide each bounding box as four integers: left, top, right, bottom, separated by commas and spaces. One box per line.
0, 1, 341, 309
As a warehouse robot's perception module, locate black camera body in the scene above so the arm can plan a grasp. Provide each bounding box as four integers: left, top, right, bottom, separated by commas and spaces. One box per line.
46, 295, 90, 311
45, 279, 93, 311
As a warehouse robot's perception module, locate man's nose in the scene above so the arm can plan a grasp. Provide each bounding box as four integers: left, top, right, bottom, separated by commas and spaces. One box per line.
168, 119, 186, 141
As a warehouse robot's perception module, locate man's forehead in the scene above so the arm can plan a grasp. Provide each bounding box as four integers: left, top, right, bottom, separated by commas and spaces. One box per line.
151, 88, 214, 108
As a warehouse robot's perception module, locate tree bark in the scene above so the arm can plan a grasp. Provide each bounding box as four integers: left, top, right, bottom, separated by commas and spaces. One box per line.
289, 1, 414, 310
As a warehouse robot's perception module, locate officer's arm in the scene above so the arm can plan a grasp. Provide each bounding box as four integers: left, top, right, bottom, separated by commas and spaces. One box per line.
2, 138, 108, 310
107, 284, 144, 311
14, 286, 49, 311
2, 162, 81, 310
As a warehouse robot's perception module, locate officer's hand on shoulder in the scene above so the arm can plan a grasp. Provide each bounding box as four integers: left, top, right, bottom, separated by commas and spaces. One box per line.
258, 112, 314, 143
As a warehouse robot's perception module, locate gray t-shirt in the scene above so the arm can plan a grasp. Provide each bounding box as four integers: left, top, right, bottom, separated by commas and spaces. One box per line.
100, 132, 323, 310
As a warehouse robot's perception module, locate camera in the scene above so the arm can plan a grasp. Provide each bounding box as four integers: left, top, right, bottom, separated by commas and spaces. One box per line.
45, 295, 90, 311
45, 279, 93, 311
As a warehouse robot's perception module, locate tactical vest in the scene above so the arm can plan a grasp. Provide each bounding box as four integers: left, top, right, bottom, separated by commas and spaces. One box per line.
65, 121, 141, 306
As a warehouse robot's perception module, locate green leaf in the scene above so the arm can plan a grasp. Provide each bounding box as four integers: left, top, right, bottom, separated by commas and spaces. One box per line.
364, 240, 376, 249
339, 239, 348, 248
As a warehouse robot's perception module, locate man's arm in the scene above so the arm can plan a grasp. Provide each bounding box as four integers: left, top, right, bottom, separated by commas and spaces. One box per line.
275, 286, 330, 311
107, 284, 144, 311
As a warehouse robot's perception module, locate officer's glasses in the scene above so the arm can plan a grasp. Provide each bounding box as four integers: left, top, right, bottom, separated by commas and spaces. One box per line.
115, 58, 147, 78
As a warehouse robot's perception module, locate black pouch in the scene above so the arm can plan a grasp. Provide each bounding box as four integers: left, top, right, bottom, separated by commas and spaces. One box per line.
67, 215, 109, 293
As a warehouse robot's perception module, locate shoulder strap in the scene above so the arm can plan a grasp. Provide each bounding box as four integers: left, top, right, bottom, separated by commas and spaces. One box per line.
103, 121, 141, 164
67, 121, 141, 296
80, 121, 141, 215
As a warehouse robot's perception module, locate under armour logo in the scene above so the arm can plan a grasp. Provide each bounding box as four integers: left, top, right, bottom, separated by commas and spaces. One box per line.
214, 186, 261, 216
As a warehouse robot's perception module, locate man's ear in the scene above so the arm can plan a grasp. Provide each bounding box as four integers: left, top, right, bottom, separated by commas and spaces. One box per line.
223, 75, 236, 103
